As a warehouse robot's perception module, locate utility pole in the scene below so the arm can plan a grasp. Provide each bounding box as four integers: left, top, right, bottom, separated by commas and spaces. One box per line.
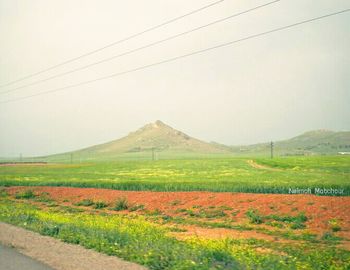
151, 148, 155, 161
270, 141, 274, 159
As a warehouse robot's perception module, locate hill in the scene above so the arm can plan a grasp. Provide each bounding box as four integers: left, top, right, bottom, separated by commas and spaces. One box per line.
41, 125, 350, 161
47, 120, 232, 161
231, 129, 350, 156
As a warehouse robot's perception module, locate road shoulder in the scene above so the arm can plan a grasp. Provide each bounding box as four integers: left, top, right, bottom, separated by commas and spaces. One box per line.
0, 222, 147, 270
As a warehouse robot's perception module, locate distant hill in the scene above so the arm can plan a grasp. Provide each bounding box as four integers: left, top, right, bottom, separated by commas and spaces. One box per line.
42, 124, 350, 161
47, 120, 231, 161
231, 129, 350, 156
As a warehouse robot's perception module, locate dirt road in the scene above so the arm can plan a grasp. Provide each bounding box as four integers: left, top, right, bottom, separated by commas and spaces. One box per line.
0, 244, 53, 270
246, 159, 282, 171
0, 222, 147, 270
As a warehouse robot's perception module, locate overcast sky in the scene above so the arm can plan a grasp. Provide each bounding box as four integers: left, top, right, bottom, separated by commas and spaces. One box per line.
0, 0, 349, 157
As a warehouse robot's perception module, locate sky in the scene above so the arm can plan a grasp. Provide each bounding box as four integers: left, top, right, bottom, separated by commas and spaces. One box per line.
0, 0, 349, 157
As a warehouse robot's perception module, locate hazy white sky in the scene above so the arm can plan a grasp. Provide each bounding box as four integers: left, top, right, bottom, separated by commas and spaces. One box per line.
0, 0, 349, 157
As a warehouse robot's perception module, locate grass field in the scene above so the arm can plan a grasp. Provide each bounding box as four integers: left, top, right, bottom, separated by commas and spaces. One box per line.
1, 156, 349, 195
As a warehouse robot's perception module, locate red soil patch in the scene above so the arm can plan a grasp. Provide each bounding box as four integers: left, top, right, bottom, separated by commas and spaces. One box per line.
7, 186, 350, 242
0, 162, 48, 167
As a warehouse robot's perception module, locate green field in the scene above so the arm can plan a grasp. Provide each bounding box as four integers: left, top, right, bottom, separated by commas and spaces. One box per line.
1, 156, 349, 195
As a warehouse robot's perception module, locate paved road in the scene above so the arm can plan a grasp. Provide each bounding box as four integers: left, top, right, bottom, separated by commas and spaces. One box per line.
0, 244, 54, 270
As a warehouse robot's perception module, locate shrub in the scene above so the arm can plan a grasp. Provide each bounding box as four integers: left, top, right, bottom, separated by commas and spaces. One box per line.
321, 232, 342, 241
290, 222, 306, 230
15, 190, 36, 199
175, 208, 187, 213
266, 221, 284, 228
200, 209, 227, 219
246, 209, 263, 224
46, 202, 58, 208
265, 212, 307, 230
60, 206, 84, 213
0, 189, 8, 197
94, 201, 108, 209
35, 192, 54, 203
113, 197, 128, 211
130, 204, 145, 212
42, 224, 60, 236
231, 210, 240, 216
218, 205, 233, 211
170, 200, 181, 206
328, 219, 341, 232
75, 199, 94, 207
147, 209, 162, 216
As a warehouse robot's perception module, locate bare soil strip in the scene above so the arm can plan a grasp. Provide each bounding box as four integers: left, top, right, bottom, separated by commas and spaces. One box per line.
0, 162, 48, 167
247, 159, 282, 171
0, 222, 147, 270
6, 186, 350, 243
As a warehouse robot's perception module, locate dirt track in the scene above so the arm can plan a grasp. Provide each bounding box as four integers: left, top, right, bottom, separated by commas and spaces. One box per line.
246, 159, 282, 171
0, 222, 147, 270
0, 162, 48, 167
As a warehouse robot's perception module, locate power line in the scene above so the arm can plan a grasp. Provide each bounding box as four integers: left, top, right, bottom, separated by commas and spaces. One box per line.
0, 0, 281, 95
0, 0, 224, 88
1, 8, 349, 105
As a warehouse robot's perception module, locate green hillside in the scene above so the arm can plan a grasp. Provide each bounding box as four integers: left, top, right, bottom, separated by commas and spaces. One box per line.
231, 129, 350, 156
30, 124, 350, 162
46, 120, 232, 162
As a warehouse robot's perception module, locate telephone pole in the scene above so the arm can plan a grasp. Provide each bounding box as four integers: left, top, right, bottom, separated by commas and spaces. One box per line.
270, 141, 274, 159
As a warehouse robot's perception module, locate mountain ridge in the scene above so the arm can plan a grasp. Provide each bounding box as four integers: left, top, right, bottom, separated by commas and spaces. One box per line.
45, 121, 350, 160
